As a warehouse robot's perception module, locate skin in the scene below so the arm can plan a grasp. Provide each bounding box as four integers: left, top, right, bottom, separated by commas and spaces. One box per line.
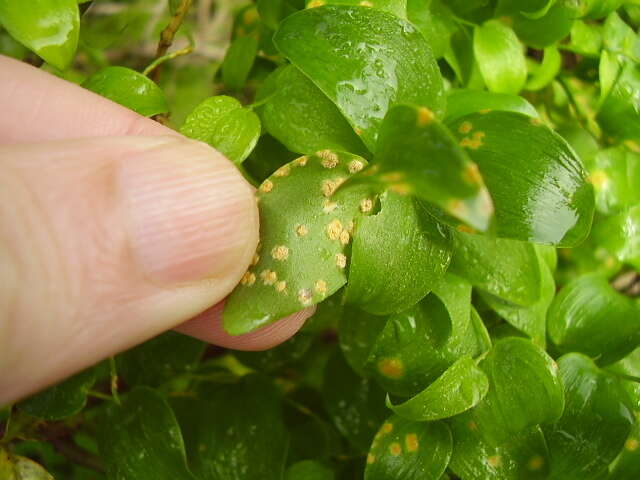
0, 55, 312, 404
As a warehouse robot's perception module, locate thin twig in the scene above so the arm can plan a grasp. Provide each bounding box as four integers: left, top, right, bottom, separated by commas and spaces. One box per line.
143, 44, 194, 76
151, 0, 193, 83
109, 357, 121, 406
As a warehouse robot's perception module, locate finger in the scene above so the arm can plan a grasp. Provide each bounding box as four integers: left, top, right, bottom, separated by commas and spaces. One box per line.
176, 302, 314, 351
0, 54, 173, 143
0, 135, 259, 403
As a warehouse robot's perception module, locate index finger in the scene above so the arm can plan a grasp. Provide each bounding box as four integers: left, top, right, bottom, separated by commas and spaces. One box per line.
0, 55, 176, 144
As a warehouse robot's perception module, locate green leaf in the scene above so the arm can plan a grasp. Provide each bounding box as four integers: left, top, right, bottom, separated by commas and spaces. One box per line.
512, 0, 580, 48
223, 151, 373, 335
496, 0, 556, 19
543, 353, 634, 479
450, 231, 541, 306
597, 60, 640, 142
257, 0, 299, 30
579, 0, 625, 19
568, 21, 602, 56
172, 375, 288, 480
322, 350, 389, 452
368, 104, 494, 232
584, 146, 640, 215
116, 332, 205, 387
445, 89, 538, 123
307, 0, 407, 18
98, 387, 196, 480
221, 35, 258, 90
474, 20, 527, 95
179, 96, 261, 164
609, 420, 640, 480
273, 5, 445, 150
525, 46, 561, 91
0, 0, 79, 70
338, 305, 388, 376
235, 327, 314, 372
285, 460, 334, 480
83, 66, 169, 117
386, 355, 489, 422
602, 11, 640, 60
447, 111, 595, 246
365, 274, 491, 397
406, 0, 458, 58
364, 416, 452, 480
344, 191, 453, 315
548, 274, 640, 366
259, 65, 369, 156
592, 205, 640, 269
0, 449, 54, 480
18, 368, 96, 420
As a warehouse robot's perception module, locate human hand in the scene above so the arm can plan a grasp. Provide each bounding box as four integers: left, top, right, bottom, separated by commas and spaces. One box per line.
0, 55, 312, 404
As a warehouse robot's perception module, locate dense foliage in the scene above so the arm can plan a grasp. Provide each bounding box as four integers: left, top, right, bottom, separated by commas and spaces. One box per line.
1, 0, 640, 479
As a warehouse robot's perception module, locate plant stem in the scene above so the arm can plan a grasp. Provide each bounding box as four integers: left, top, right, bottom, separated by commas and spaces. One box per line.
109, 357, 121, 406
143, 44, 194, 76
48, 435, 105, 473
151, 0, 193, 83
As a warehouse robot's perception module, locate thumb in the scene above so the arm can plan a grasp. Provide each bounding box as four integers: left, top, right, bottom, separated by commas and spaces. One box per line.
0, 135, 259, 403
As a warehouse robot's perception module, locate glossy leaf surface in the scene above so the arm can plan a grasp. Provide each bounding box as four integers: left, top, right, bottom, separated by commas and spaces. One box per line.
260, 65, 368, 156
365, 416, 452, 480
387, 355, 489, 422
345, 191, 453, 315
543, 354, 634, 479
273, 5, 445, 150
474, 20, 527, 94
83, 66, 168, 117
592, 205, 640, 269
370, 104, 494, 232
445, 89, 538, 122
224, 151, 373, 335
307, 0, 407, 18
448, 111, 595, 246
172, 375, 288, 480
18, 368, 95, 421
338, 305, 389, 376
0, 0, 79, 70
98, 387, 196, 480
406, 0, 457, 58
548, 274, 640, 366
180, 96, 261, 164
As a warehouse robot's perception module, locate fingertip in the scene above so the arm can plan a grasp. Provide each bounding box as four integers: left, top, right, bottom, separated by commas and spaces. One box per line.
175, 302, 315, 351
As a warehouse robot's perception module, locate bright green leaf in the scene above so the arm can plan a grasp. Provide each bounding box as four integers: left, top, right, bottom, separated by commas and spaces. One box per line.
364, 416, 452, 480
223, 151, 374, 335
387, 355, 489, 422
307, 0, 407, 18
592, 205, 640, 269
406, 0, 458, 58
273, 5, 445, 150
0, 0, 79, 70
221, 35, 258, 90
445, 89, 538, 123
579, 0, 625, 19
369, 104, 494, 232
98, 387, 196, 480
18, 368, 96, 421
496, 0, 556, 19
513, 0, 580, 48
345, 191, 453, 315
257, 0, 299, 30
568, 20, 603, 56
179, 95, 261, 164
259, 65, 369, 156
447, 111, 595, 246
543, 353, 634, 479
526, 46, 561, 90
548, 273, 640, 366
597, 59, 640, 142
83, 66, 169, 117
474, 20, 527, 94
609, 420, 640, 480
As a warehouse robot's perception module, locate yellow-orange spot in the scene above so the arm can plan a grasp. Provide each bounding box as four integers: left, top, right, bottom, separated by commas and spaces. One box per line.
459, 121, 473, 134
348, 159, 365, 173
327, 219, 343, 240
271, 245, 289, 261
340, 229, 351, 245
389, 183, 411, 195
346, 220, 354, 234
275, 280, 287, 293
457, 224, 476, 234
448, 199, 469, 218
260, 269, 277, 285
405, 433, 419, 452
251, 253, 260, 266
468, 420, 478, 431
367, 454, 376, 464
479, 108, 492, 114
624, 140, 640, 153
625, 437, 639, 451
295, 156, 308, 167
315, 279, 328, 295
359, 0, 374, 6
242, 8, 258, 25
417, 107, 435, 126
463, 162, 483, 185
389, 442, 402, 456
378, 357, 404, 379
241, 271, 256, 286
382, 422, 393, 433
317, 149, 339, 168
260, 180, 274, 193
274, 165, 290, 177
323, 200, 338, 213
530, 117, 542, 126
336, 253, 347, 269
321, 177, 344, 197
296, 224, 309, 236
487, 455, 502, 468
381, 171, 404, 182
527, 455, 544, 471
460, 137, 482, 149
298, 288, 313, 305
308, 0, 325, 7
587, 170, 608, 189
355, 127, 363, 136
360, 198, 374, 213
